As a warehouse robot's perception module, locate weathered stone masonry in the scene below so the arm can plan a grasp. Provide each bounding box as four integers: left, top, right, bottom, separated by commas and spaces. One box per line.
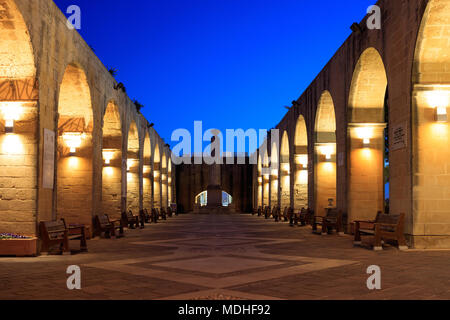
254, 0, 450, 249
0, 0, 175, 237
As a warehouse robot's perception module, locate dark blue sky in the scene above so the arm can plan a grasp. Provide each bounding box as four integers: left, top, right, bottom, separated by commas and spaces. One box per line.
54, 0, 375, 151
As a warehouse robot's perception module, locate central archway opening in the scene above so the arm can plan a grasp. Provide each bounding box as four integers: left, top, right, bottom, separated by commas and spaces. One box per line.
294, 115, 308, 211
143, 132, 152, 210
314, 91, 337, 216
0, 0, 38, 235
57, 63, 93, 227
126, 121, 140, 213
280, 131, 290, 210
195, 190, 233, 207
102, 101, 122, 220
348, 47, 388, 222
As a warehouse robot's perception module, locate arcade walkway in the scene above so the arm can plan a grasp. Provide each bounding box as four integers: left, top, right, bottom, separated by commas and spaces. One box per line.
1, 214, 449, 300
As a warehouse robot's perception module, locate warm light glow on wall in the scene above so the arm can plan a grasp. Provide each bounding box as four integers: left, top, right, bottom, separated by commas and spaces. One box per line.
1, 102, 23, 134
102, 149, 115, 165
62, 132, 85, 153
271, 169, 278, 177
143, 165, 151, 174
258, 177, 262, 184
68, 156, 79, 168
162, 174, 167, 181
263, 174, 269, 181
168, 177, 172, 184
299, 170, 308, 184
1, 134, 23, 154
104, 166, 114, 176
154, 170, 160, 179
425, 90, 449, 122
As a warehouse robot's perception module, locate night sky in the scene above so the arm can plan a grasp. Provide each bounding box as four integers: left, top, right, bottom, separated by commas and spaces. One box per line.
53, 0, 375, 152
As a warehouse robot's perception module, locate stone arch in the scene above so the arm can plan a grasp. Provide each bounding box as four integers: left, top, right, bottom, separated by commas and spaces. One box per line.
143, 131, 152, 210
102, 100, 122, 219
153, 142, 161, 208
270, 140, 279, 207
280, 131, 290, 210
294, 115, 308, 211
412, 0, 450, 248
314, 91, 336, 216
126, 121, 139, 213
257, 154, 263, 208
161, 152, 168, 208
262, 148, 269, 207
56, 63, 93, 227
0, 0, 38, 235
167, 151, 173, 205
348, 47, 388, 223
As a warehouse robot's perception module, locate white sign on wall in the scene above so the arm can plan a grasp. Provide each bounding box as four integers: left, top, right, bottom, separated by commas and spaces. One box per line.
43, 129, 55, 189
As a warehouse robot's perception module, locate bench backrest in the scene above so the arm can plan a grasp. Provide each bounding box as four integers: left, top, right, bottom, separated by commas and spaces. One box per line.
377, 213, 405, 231
326, 209, 342, 220
96, 215, 110, 227
41, 220, 66, 240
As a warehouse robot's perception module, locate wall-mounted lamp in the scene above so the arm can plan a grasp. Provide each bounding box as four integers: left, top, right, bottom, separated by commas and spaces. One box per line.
319, 145, 335, 162
127, 159, 136, 172
426, 90, 448, 122
355, 127, 373, 147
295, 155, 308, 169
168, 177, 172, 184
2, 103, 22, 134
62, 132, 85, 154
258, 177, 262, 184
154, 170, 160, 179
281, 163, 290, 175
102, 149, 115, 165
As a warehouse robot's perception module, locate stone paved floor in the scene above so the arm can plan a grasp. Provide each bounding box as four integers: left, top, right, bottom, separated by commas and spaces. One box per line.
1, 214, 449, 300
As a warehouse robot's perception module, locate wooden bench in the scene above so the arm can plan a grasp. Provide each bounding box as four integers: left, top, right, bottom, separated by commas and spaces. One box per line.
299, 208, 314, 226
152, 208, 159, 223
160, 207, 167, 220
312, 209, 344, 235
40, 219, 87, 254
122, 210, 141, 229
94, 214, 124, 238
282, 207, 288, 222
354, 212, 407, 251
264, 206, 271, 219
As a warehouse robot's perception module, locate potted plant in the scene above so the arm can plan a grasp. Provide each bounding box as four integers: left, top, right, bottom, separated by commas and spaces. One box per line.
0, 233, 37, 257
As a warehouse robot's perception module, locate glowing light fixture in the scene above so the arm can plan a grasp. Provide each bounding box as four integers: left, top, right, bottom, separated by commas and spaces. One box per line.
62, 132, 85, 154
102, 149, 115, 165
127, 159, 137, 172
2, 103, 22, 134
319, 145, 334, 162
295, 155, 308, 169
355, 127, 374, 146
258, 177, 262, 184
426, 90, 448, 122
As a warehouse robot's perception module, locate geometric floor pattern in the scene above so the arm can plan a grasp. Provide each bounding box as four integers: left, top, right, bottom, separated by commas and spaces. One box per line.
1, 213, 450, 300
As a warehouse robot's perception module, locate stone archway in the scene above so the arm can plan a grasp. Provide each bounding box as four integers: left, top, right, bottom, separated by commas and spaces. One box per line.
143, 132, 152, 210
294, 115, 308, 211
314, 91, 336, 216
270, 140, 279, 207
102, 101, 122, 219
126, 121, 140, 213
0, 0, 38, 235
348, 47, 388, 222
57, 63, 93, 227
153, 143, 161, 209
280, 131, 290, 210
412, 0, 450, 248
